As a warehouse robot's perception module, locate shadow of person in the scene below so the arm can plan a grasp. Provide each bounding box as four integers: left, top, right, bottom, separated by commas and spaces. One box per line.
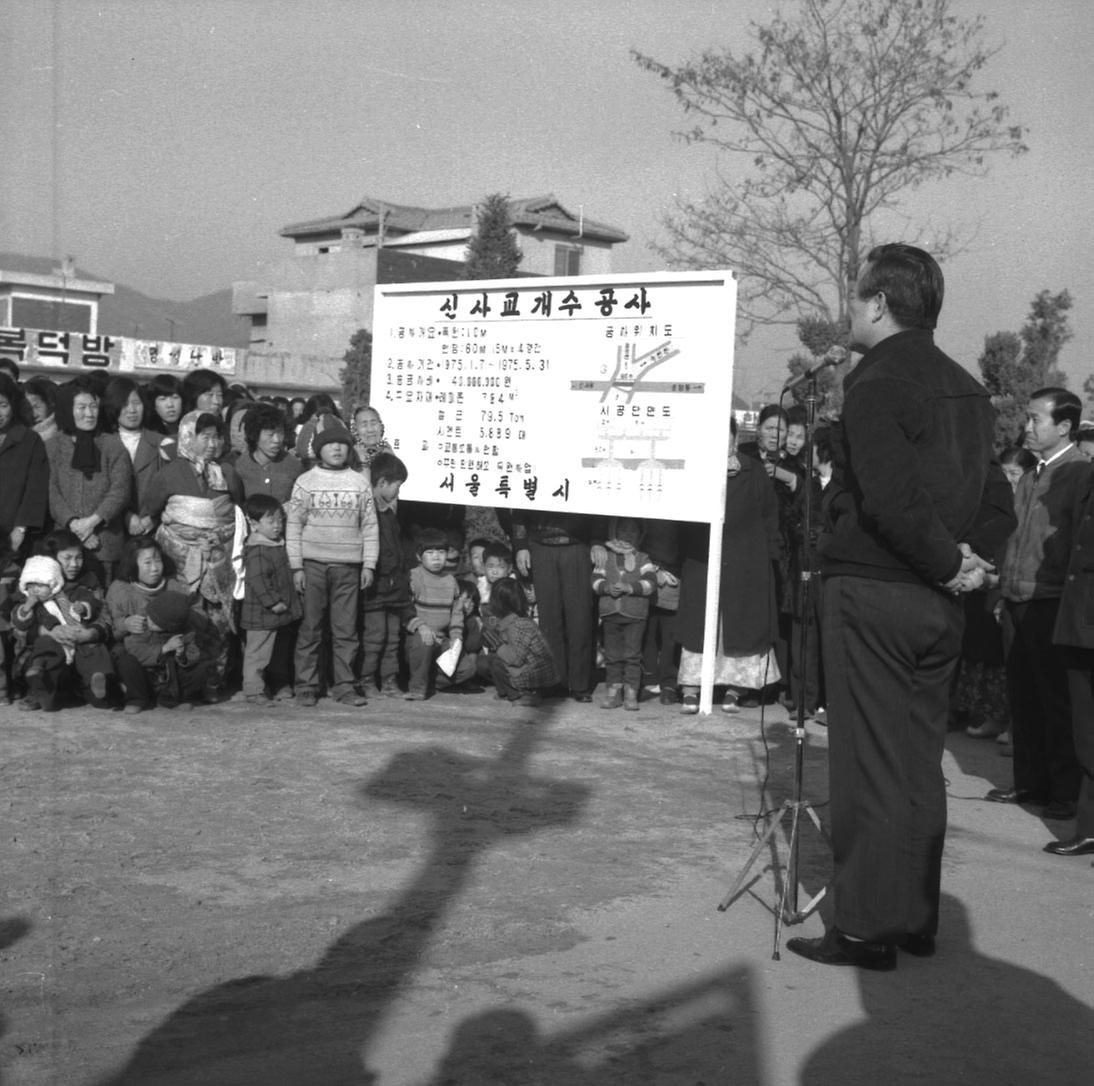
1, 916, 33, 1086
424, 966, 763, 1085
799, 894, 1094, 1085
96, 715, 589, 1086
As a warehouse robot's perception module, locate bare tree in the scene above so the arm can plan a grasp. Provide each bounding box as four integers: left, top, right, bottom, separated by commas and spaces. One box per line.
633, 0, 1026, 335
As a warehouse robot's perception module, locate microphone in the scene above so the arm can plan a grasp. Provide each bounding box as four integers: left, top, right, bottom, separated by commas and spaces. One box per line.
783, 345, 848, 391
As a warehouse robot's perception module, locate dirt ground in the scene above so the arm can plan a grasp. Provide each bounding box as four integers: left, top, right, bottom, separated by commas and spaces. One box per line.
2, 690, 1092, 1085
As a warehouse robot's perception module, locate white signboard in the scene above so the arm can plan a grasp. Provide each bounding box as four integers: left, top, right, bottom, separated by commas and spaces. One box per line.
372, 271, 736, 523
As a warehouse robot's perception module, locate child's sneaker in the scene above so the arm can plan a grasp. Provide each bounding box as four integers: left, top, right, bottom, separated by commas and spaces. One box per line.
273, 686, 295, 702
245, 693, 277, 707
404, 690, 425, 701
17, 697, 42, 712
90, 672, 108, 701
123, 702, 145, 715
297, 689, 318, 708
378, 678, 401, 698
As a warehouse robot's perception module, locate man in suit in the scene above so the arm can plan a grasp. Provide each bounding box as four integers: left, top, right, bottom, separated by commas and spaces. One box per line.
788, 244, 1013, 970
989, 388, 1089, 821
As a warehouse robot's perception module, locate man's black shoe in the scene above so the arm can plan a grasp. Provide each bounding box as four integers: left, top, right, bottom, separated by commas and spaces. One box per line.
1042, 801, 1078, 821
786, 930, 896, 971
1043, 835, 1094, 856
983, 787, 1047, 805
900, 933, 936, 958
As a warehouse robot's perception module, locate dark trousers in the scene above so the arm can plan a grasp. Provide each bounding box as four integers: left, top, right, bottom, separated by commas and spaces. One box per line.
26, 636, 113, 710
405, 631, 442, 697
1005, 599, 1081, 804
113, 648, 211, 708
295, 561, 359, 699
489, 656, 524, 701
529, 540, 594, 694
641, 606, 679, 689
361, 607, 402, 689
790, 582, 823, 713
602, 614, 645, 687
1062, 647, 1094, 837
822, 576, 963, 942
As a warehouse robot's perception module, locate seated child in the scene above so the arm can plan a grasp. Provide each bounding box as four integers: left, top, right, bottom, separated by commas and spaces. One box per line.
105, 536, 189, 643
239, 493, 302, 705
483, 578, 559, 707
592, 517, 657, 711
404, 527, 464, 700
361, 452, 410, 697
479, 540, 514, 607
467, 537, 490, 603
434, 579, 484, 693
114, 590, 221, 712
12, 554, 114, 711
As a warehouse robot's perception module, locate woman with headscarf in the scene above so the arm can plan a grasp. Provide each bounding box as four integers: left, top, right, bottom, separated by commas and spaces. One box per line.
46, 380, 133, 585
142, 411, 244, 626
350, 403, 394, 472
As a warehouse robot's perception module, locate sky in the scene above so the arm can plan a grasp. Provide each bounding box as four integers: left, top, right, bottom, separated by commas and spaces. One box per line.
2, 0, 1092, 403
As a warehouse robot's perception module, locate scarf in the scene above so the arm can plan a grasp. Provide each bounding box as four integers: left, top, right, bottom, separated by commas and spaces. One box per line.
177, 411, 227, 491
54, 384, 101, 479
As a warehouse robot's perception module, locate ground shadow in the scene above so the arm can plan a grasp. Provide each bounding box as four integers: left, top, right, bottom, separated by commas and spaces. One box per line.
96, 712, 589, 1085
0, 916, 33, 1086
800, 894, 1094, 1085
423, 966, 762, 1085
94, 701, 768, 1084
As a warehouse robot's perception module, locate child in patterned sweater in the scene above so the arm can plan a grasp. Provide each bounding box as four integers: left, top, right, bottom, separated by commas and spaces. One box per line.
287, 424, 377, 708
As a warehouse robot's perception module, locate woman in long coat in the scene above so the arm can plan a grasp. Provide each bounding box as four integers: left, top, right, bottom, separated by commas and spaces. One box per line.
46, 380, 134, 585
0, 374, 49, 558
676, 417, 782, 713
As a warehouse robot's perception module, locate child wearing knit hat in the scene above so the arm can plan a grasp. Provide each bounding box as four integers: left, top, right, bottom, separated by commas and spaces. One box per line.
286, 423, 378, 707
11, 554, 114, 711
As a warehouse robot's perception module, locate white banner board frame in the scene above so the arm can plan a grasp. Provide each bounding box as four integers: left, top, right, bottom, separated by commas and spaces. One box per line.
372, 270, 736, 525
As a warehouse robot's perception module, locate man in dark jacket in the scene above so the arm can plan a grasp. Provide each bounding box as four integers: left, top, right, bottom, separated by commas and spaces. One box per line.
788, 244, 1015, 971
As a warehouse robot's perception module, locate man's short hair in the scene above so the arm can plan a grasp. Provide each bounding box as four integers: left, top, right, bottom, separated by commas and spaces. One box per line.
858, 243, 944, 331
370, 451, 408, 485
1031, 387, 1082, 436
757, 403, 789, 427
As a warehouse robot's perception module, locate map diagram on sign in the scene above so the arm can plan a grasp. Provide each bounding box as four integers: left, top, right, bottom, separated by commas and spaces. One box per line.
570, 340, 705, 501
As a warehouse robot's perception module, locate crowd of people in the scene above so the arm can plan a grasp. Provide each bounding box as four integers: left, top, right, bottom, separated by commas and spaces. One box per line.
2, 325, 1093, 875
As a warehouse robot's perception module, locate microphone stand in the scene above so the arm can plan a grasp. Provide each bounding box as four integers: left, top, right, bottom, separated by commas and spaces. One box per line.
717, 371, 831, 960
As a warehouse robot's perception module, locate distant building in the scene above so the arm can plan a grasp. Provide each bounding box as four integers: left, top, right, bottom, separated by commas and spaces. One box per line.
232, 194, 628, 394
0, 259, 113, 335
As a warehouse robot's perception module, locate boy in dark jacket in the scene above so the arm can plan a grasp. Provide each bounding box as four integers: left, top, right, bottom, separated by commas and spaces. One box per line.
240, 493, 302, 705
361, 452, 410, 697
